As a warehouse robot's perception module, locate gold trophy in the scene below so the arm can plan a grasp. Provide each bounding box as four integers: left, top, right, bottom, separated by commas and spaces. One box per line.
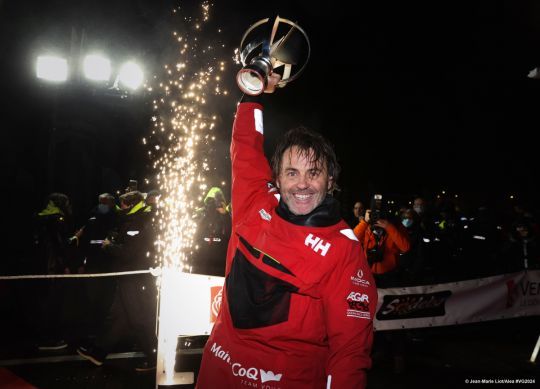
236, 16, 311, 95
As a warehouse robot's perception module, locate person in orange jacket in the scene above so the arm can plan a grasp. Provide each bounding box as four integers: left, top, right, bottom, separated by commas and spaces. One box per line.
354, 209, 410, 283
354, 208, 411, 373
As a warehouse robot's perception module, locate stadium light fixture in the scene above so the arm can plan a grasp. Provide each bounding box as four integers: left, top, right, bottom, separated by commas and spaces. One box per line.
83, 54, 111, 81
36, 55, 68, 82
118, 61, 144, 90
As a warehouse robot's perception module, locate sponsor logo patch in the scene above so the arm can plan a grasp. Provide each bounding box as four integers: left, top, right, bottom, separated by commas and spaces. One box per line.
346, 291, 371, 319
210, 286, 223, 323
209, 342, 284, 387
347, 309, 371, 319
260, 369, 283, 383
376, 291, 452, 320
210, 342, 231, 364
304, 234, 331, 256
351, 269, 371, 287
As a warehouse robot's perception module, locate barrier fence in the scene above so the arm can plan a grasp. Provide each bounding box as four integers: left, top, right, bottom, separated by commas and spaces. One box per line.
374, 270, 540, 331
1, 269, 539, 333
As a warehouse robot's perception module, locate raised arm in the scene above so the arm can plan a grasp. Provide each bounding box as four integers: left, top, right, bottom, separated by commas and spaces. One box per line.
230, 74, 281, 226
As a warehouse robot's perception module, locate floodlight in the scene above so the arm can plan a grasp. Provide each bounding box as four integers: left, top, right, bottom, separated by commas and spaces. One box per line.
36, 55, 68, 82
118, 61, 143, 90
83, 54, 111, 81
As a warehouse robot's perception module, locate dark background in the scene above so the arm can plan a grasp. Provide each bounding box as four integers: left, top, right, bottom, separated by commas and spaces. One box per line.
2, 0, 540, 251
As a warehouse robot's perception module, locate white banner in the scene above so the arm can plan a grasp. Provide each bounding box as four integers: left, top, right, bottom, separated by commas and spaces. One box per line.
374, 270, 540, 331
170, 270, 540, 335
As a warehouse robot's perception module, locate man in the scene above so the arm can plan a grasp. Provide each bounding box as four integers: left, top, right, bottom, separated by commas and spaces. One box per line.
33, 193, 72, 350
77, 191, 157, 371
197, 74, 376, 388
71, 193, 118, 337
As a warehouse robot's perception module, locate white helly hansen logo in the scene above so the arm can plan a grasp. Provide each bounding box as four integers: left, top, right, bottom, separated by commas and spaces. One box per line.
305, 234, 331, 256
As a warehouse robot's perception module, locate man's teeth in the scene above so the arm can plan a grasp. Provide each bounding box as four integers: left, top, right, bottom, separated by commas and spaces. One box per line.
295, 194, 311, 200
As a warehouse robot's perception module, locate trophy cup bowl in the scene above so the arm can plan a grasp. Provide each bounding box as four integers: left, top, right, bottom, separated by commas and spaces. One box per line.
236, 16, 311, 95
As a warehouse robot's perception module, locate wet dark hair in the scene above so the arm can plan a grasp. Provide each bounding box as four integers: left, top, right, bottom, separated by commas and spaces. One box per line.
271, 126, 340, 192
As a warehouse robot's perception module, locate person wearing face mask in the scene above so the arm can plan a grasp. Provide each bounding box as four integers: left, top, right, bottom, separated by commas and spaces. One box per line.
412, 196, 437, 239
77, 190, 157, 371
197, 74, 376, 389
69, 193, 119, 340
401, 215, 414, 229
71, 193, 118, 264
398, 208, 426, 284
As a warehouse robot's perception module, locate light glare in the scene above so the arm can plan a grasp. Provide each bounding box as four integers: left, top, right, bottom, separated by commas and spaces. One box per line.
83, 54, 111, 81
36, 55, 68, 82
119, 61, 144, 90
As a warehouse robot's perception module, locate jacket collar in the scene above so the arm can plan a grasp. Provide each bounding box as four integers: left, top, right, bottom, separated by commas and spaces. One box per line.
38, 201, 63, 217
276, 195, 342, 227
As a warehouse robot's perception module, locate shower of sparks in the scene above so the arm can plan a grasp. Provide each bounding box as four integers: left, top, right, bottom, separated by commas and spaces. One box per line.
147, 1, 229, 383
150, 3, 227, 271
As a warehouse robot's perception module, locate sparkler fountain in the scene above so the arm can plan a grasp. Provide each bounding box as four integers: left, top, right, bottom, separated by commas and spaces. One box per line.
147, 2, 229, 386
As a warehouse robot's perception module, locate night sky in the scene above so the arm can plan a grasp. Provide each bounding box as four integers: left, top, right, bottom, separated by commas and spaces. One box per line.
2, 0, 540, 231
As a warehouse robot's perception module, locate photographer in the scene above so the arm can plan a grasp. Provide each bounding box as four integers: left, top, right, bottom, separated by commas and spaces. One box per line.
353, 197, 411, 374
353, 197, 410, 287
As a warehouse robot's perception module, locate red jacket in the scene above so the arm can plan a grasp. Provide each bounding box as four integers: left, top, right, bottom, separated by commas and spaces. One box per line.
353, 220, 410, 274
197, 102, 377, 389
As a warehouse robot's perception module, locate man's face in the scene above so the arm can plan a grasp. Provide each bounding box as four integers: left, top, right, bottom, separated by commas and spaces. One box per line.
276, 146, 332, 215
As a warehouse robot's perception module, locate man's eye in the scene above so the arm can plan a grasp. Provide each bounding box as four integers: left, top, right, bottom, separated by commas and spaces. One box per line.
287, 171, 296, 177
309, 170, 320, 178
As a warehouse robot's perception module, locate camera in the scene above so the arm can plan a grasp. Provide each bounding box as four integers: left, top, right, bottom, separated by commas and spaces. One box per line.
369, 194, 385, 227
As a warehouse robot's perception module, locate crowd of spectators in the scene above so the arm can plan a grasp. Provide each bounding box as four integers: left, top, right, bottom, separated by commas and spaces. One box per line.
0, 186, 537, 373
346, 194, 540, 286
0, 183, 230, 364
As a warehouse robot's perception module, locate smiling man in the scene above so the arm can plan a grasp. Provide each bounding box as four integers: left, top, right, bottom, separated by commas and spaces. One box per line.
197, 74, 377, 389
272, 131, 337, 216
